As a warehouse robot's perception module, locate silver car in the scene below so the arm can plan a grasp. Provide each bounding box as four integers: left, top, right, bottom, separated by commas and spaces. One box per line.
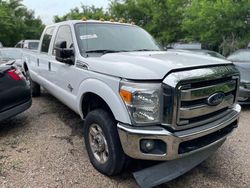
228, 49, 250, 103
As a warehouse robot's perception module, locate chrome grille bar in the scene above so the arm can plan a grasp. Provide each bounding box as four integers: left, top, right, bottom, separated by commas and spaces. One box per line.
179, 94, 234, 119
181, 80, 236, 101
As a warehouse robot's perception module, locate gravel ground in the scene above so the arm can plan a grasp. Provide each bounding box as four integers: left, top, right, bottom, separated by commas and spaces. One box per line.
0, 91, 250, 188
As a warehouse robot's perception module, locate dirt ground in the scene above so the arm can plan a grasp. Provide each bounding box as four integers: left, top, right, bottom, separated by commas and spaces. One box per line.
0, 91, 250, 188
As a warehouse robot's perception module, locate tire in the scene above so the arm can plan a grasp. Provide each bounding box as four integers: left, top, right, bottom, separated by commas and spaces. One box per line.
84, 109, 128, 176
26, 70, 40, 97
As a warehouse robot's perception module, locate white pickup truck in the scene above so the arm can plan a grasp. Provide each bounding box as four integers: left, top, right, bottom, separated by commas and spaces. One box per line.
22, 20, 241, 183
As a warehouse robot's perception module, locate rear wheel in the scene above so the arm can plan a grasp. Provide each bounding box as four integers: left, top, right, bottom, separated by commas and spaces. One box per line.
26, 70, 40, 97
84, 109, 128, 176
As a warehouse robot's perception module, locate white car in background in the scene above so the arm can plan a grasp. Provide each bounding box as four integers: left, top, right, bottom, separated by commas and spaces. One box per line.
0, 48, 22, 62
15, 40, 39, 50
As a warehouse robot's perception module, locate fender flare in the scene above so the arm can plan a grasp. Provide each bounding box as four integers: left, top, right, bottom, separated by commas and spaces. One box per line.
77, 78, 131, 124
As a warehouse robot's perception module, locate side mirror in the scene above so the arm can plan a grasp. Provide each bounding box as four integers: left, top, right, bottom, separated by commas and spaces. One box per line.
55, 41, 74, 65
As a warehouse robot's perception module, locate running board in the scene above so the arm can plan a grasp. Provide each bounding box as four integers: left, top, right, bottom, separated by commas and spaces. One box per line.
133, 140, 225, 188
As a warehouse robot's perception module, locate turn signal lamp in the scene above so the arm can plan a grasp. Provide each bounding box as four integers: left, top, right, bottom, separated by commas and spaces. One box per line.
120, 89, 132, 104
119, 18, 125, 23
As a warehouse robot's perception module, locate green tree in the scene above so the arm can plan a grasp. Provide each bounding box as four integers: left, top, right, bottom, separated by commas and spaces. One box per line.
54, 5, 110, 23
53, 0, 250, 53
0, 0, 44, 46
182, 0, 250, 55
109, 0, 187, 45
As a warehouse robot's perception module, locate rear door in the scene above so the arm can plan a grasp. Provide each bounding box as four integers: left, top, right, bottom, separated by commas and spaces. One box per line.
39, 27, 56, 81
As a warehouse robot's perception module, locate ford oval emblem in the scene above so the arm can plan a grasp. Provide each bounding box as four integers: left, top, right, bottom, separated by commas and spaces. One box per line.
207, 92, 225, 106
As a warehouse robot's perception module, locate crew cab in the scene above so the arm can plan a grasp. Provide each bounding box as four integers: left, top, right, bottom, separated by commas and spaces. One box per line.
22, 20, 241, 181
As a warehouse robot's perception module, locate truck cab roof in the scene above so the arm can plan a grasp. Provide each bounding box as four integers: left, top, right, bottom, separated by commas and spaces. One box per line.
47, 20, 136, 27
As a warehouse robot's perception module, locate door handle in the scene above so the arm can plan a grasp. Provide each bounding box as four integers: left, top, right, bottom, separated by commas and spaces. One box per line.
48, 62, 51, 71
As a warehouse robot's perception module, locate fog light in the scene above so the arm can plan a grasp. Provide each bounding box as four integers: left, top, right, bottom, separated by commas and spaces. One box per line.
141, 139, 155, 153
140, 139, 167, 155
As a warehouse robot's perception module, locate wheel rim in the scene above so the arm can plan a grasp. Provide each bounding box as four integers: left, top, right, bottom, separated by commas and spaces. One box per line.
88, 123, 109, 164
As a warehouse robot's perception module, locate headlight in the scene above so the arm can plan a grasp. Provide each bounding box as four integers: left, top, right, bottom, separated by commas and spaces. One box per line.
119, 80, 162, 125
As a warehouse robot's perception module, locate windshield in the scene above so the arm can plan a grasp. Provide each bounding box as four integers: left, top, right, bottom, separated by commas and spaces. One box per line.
75, 23, 161, 54
0, 49, 22, 61
227, 50, 250, 62
28, 42, 39, 50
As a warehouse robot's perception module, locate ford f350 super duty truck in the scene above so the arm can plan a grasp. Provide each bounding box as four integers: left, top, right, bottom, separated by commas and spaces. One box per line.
22, 20, 241, 186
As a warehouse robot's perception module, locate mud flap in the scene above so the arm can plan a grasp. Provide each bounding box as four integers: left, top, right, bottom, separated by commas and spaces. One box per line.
133, 140, 224, 188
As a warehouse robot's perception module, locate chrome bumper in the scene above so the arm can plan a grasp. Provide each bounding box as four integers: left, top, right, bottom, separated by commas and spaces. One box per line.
118, 104, 241, 161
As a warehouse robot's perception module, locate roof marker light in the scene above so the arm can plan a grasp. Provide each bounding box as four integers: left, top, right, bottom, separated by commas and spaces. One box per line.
119, 18, 125, 23
82, 17, 87, 21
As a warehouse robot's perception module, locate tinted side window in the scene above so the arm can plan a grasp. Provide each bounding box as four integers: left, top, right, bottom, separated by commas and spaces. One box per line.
28, 42, 39, 50
16, 43, 21, 48
53, 25, 73, 55
41, 27, 55, 53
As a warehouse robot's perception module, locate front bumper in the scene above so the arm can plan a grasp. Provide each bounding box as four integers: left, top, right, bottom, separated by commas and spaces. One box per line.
118, 104, 240, 161
0, 99, 32, 122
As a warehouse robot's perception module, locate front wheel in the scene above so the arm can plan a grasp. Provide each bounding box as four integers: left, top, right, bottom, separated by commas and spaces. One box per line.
84, 109, 128, 176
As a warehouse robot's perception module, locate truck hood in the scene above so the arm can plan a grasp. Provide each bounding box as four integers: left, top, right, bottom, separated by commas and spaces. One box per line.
86, 51, 232, 80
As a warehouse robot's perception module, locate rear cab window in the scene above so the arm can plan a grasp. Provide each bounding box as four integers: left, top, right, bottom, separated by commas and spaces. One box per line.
41, 27, 55, 53
28, 42, 39, 50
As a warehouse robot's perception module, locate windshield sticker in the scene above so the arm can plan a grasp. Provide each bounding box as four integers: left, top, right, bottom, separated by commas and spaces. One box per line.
80, 34, 98, 40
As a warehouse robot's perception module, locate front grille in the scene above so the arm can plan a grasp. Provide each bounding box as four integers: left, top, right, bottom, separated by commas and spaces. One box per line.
162, 65, 240, 130
178, 120, 237, 154
177, 77, 238, 128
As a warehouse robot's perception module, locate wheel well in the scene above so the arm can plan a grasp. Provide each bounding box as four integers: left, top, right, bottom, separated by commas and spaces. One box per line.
23, 62, 28, 72
82, 92, 114, 119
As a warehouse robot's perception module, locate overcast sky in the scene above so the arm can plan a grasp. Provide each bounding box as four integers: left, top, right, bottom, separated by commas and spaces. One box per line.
22, 0, 110, 25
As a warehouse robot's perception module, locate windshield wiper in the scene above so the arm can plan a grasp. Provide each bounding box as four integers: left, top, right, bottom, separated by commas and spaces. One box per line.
85, 50, 128, 54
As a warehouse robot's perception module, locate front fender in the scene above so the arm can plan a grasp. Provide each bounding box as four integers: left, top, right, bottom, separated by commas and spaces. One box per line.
77, 78, 131, 125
